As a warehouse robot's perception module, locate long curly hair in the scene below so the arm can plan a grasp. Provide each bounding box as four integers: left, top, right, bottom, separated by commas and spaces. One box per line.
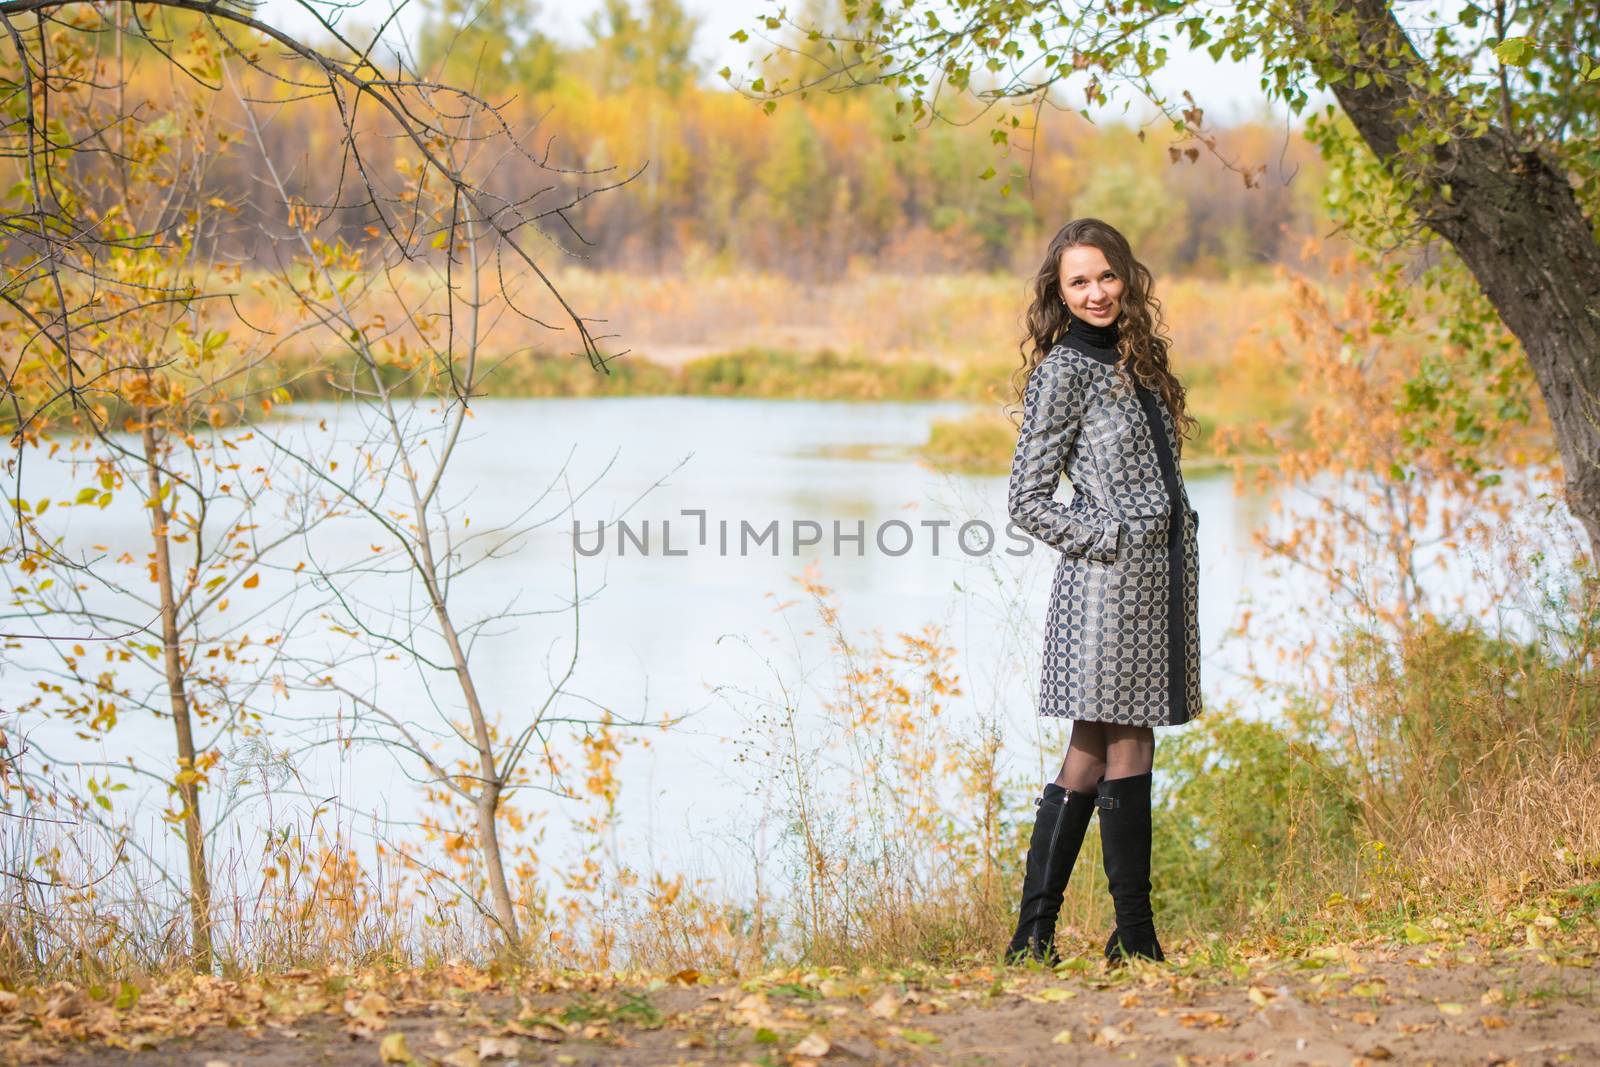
1007, 218, 1197, 457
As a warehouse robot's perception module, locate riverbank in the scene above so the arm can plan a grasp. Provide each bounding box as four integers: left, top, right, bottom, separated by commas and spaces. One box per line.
7, 886, 1595, 1065
265, 343, 1312, 473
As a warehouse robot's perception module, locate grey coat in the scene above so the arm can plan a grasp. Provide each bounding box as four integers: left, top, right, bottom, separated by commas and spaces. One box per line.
1007, 340, 1202, 727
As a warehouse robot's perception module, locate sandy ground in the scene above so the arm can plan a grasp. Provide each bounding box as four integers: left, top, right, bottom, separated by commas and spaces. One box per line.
7, 938, 1596, 1067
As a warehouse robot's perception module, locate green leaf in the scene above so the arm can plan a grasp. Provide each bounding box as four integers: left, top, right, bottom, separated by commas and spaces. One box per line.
900, 1028, 939, 1045
1493, 37, 1533, 67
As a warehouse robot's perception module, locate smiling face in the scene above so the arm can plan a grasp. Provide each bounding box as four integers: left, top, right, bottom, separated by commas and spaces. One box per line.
1058, 243, 1124, 326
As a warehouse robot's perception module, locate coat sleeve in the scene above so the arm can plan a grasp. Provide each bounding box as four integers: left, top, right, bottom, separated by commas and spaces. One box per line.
1007, 356, 1123, 561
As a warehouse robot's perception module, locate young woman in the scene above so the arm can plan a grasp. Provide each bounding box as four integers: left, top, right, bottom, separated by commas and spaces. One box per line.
1003, 217, 1202, 966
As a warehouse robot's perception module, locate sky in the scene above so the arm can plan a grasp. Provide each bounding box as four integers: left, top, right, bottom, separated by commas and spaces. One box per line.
255, 0, 1321, 127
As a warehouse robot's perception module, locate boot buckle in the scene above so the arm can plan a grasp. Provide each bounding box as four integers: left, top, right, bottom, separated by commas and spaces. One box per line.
1095, 795, 1120, 810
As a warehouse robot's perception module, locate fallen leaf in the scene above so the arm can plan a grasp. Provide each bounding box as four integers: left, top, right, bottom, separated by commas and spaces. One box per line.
346, 991, 390, 1019
45, 992, 87, 1019
1051, 1028, 1073, 1044
898, 1027, 938, 1045
1436, 1002, 1466, 1016
867, 990, 901, 1019
1247, 985, 1273, 1007
378, 1033, 414, 1065
503, 1019, 563, 1041
441, 1049, 480, 1067
669, 968, 700, 986
793, 1032, 830, 1056
477, 1036, 521, 1059
1481, 1014, 1509, 1030
1366, 1045, 1392, 1061
1093, 1025, 1125, 1048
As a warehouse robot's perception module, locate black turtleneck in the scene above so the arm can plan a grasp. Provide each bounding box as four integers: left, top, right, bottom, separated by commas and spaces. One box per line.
1060, 313, 1121, 363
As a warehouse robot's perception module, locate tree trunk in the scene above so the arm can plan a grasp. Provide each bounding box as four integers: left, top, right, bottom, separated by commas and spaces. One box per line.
142, 420, 214, 971
475, 784, 520, 944
1328, 0, 1600, 562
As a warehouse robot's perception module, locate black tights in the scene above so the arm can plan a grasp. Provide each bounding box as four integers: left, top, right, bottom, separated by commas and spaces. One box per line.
1052, 720, 1154, 793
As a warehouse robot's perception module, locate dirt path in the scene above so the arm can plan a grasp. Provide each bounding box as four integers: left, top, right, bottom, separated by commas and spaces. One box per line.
5, 939, 1596, 1066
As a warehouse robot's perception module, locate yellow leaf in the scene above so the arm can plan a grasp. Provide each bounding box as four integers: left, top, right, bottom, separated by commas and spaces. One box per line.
1051, 1028, 1074, 1044
1027, 986, 1077, 1003
378, 1033, 413, 1064
243, 572, 259, 589
1436, 1002, 1465, 1016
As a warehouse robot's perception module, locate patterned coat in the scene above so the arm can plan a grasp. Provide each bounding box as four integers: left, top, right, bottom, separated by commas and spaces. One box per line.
1007, 339, 1202, 727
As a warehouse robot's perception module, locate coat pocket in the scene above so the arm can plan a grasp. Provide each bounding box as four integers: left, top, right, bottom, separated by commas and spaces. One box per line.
1059, 495, 1120, 562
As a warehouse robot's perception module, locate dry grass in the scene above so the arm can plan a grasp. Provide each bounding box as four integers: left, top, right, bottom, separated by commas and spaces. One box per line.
1408, 752, 1600, 905
231, 265, 1297, 394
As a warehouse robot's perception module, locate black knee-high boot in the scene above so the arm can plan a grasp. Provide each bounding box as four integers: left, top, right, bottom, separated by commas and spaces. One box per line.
1097, 772, 1165, 963
1006, 782, 1097, 964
